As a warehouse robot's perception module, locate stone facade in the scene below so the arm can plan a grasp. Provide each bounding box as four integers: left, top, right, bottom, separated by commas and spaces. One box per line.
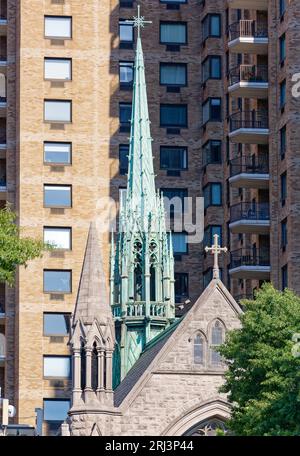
68, 279, 242, 436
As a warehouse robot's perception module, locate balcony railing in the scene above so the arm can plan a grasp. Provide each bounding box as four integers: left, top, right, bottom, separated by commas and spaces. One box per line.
230, 110, 269, 132
230, 248, 270, 269
229, 20, 268, 41
230, 155, 269, 177
229, 65, 268, 86
112, 302, 167, 318
230, 202, 269, 223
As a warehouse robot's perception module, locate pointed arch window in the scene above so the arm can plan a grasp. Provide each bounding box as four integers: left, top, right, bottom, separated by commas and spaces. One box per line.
91, 342, 98, 392
210, 320, 225, 367
194, 333, 204, 365
80, 342, 86, 390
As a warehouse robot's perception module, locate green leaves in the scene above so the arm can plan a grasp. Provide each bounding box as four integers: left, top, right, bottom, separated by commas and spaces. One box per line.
0, 206, 50, 285
219, 283, 300, 435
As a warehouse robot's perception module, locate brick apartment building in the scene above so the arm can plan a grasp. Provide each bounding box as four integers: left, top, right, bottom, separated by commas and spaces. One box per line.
0, 0, 298, 435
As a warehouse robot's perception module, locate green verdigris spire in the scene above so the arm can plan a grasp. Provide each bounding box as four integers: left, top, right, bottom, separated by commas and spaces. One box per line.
111, 10, 175, 385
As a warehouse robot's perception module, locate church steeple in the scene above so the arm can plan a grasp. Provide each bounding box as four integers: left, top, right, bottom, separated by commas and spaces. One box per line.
71, 223, 115, 406
111, 9, 175, 384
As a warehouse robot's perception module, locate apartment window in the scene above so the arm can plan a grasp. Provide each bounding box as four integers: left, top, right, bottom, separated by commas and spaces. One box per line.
279, 34, 286, 63
44, 142, 71, 165
119, 144, 129, 175
44, 16, 72, 39
203, 183, 222, 209
44, 227, 71, 250
281, 219, 287, 249
160, 104, 187, 128
204, 226, 222, 247
202, 56, 221, 83
160, 22, 187, 45
161, 188, 188, 217
119, 61, 134, 89
282, 264, 288, 290
44, 399, 70, 423
174, 273, 188, 302
119, 20, 134, 47
44, 270, 72, 294
280, 79, 286, 109
281, 172, 287, 206
120, 0, 133, 6
202, 140, 222, 165
160, 63, 187, 87
202, 98, 222, 125
119, 103, 132, 132
44, 58, 71, 81
280, 125, 286, 159
171, 232, 187, 254
202, 14, 221, 41
160, 146, 187, 171
44, 100, 72, 123
43, 313, 71, 336
279, 0, 286, 17
43, 356, 71, 379
44, 185, 72, 208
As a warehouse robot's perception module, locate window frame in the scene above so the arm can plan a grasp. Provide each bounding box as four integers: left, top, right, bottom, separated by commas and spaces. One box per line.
44, 99, 72, 124
43, 141, 72, 166
43, 226, 72, 251
119, 61, 134, 89
119, 102, 132, 129
281, 218, 288, 249
174, 272, 189, 301
160, 104, 188, 128
202, 55, 222, 83
44, 57, 72, 81
43, 398, 71, 423
43, 312, 71, 337
202, 97, 222, 125
280, 125, 286, 159
209, 319, 225, 368
160, 145, 188, 171
44, 15, 72, 40
159, 62, 188, 87
43, 355, 72, 379
171, 231, 188, 255
203, 182, 222, 209
202, 14, 221, 42
159, 21, 188, 45
119, 144, 129, 175
202, 139, 222, 165
44, 184, 72, 208
43, 269, 72, 294
280, 79, 286, 109
119, 19, 134, 45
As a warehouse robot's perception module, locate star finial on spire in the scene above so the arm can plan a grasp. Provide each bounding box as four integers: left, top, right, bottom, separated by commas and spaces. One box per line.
205, 234, 228, 280
131, 5, 152, 38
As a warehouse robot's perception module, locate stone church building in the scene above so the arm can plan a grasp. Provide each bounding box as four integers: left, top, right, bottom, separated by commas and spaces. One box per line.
63, 12, 242, 437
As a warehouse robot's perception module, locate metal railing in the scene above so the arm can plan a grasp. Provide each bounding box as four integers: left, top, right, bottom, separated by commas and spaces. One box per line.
229, 64, 268, 86
230, 155, 269, 177
230, 110, 269, 131
112, 302, 167, 318
230, 248, 270, 269
229, 20, 268, 41
230, 202, 269, 222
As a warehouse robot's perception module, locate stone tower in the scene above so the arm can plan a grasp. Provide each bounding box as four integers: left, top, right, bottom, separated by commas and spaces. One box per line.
110, 26, 175, 383
70, 222, 115, 408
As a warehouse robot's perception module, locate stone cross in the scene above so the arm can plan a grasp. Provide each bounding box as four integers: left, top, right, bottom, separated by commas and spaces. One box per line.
130, 5, 152, 38
205, 234, 228, 280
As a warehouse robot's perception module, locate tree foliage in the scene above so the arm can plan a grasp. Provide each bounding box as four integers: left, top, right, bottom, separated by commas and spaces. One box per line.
219, 283, 300, 436
0, 207, 49, 285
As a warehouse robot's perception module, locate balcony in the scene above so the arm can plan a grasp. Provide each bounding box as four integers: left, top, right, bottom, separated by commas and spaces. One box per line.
0, 333, 5, 366
228, 65, 268, 98
229, 110, 269, 144
229, 202, 270, 234
228, 20, 268, 54
228, 0, 268, 10
229, 248, 270, 280
229, 155, 269, 189
112, 302, 169, 320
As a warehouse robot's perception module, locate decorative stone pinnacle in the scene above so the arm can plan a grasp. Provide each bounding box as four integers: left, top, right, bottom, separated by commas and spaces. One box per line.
205, 234, 228, 280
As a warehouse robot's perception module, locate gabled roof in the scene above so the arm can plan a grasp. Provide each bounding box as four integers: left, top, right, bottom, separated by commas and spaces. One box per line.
114, 279, 243, 408
72, 222, 110, 326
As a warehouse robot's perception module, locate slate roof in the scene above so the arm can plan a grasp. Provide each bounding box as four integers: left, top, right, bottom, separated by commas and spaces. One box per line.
114, 318, 182, 407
